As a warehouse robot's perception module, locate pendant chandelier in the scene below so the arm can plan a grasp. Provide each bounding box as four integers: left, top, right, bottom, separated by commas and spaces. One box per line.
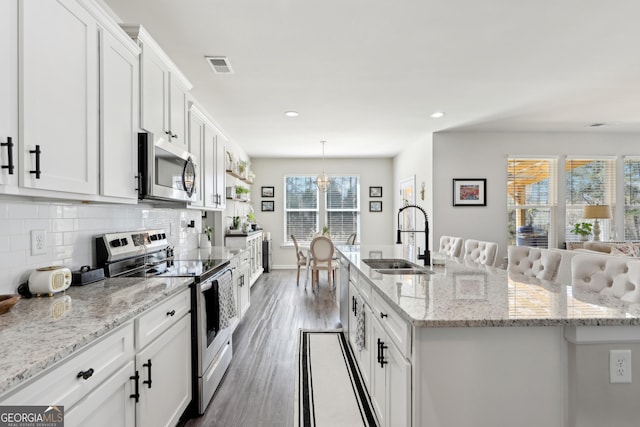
316, 141, 330, 193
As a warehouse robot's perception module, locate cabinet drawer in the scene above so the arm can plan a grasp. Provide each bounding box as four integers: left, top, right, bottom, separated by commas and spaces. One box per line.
1, 322, 134, 408
136, 288, 190, 350
371, 291, 411, 358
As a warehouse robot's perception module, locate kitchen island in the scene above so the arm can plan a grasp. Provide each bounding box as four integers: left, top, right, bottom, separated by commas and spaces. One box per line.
337, 245, 640, 427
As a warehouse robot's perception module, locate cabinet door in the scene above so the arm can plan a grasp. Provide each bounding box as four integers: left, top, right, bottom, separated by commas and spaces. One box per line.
136, 314, 191, 427
348, 283, 359, 351
370, 319, 387, 426
214, 137, 226, 209
188, 110, 204, 207
169, 74, 188, 149
386, 339, 410, 427
140, 45, 169, 144
238, 264, 250, 317
64, 361, 136, 427
100, 27, 139, 200
202, 125, 216, 208
20, 0, 99, 194
0, 0, 17, 187
370, 319, 410, 427
360, 304, 373, 387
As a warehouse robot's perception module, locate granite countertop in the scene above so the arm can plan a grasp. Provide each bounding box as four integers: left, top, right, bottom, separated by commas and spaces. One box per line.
174, 246, 244, 261
338, 245, 640, 328
0, 276, 193, 396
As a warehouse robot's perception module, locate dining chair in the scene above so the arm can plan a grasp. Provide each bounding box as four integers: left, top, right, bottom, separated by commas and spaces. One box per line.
571, 253, 640, 302
438, 236, 463, 258
309, 236, 337, 291
507, 245, 562, 282
291, 235, 308, 287
463, 239, 499, 266
346, 232, 357, 245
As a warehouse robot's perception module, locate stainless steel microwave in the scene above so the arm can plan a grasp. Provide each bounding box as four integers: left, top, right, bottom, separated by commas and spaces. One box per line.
138, 132, 198, 202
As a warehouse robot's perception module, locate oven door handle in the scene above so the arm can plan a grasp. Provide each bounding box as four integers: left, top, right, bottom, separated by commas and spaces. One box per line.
200, 281, 213, 292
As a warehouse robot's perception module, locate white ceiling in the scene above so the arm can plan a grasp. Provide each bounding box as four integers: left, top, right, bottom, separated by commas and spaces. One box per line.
102, 0, 640, 158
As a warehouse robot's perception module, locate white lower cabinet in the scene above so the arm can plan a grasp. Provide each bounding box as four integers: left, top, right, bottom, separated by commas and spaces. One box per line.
135, 314, 191, 427
370, 317, 411, 427
226, 231, 263, 286
0, 288, 192, 427
237, 252, 251, 318
347, 270, 411, 427
65, 360, 136, 427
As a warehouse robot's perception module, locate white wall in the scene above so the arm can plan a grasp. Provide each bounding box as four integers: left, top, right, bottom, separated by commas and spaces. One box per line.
432, 131, 640, 264
0, 197, 203, 294
250, 157, 394, 268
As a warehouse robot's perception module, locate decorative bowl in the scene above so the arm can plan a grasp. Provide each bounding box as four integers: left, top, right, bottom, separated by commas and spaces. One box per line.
0, 294, 20, 315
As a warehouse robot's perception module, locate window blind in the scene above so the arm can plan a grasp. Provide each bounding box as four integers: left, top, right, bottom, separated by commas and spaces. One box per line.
285, 176, 318, 242
624, 157, 640, 240
326, 176, 360, 242
565, 157, 616, 242
507, 158, 556, 248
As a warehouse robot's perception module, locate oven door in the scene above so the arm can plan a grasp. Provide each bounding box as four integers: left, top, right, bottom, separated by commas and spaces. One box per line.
197, 268, 232, 372
138, 132, 197, 202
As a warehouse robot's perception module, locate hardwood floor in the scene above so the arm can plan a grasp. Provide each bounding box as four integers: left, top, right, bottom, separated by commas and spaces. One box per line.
182, 269, 341, 427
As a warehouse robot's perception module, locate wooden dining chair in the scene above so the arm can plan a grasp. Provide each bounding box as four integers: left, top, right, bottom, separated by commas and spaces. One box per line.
346, 232, 357, 245
309, 236, 337, 291
291, 234, 308, 286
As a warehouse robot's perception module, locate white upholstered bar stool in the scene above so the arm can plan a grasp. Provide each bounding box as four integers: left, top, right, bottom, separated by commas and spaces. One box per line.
463, 239, 499, 267
507, 245, 562, 282
571, 254, 640, 303
438, 236, 463, 258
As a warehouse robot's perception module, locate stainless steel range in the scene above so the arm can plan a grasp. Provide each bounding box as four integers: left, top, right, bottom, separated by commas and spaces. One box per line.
96, 229, 235, 415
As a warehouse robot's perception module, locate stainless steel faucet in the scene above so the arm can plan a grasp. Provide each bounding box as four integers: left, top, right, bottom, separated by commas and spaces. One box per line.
396, 204, 430, 266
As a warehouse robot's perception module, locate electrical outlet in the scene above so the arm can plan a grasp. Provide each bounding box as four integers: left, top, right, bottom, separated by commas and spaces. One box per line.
610, 349, 632, 384
30, 229, 47, 255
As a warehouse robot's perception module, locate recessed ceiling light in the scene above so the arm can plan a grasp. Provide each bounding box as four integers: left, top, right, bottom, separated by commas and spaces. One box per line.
285, 111, 299, 117
431, 111, 445, 118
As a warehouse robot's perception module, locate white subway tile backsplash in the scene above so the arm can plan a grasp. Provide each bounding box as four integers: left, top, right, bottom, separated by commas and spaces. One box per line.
0, 198, 209, 294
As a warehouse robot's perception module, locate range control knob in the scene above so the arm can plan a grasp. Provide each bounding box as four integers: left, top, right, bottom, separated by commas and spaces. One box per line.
110, 239, 121, 248
150, 234, 158, 241
120, 238, 128, 246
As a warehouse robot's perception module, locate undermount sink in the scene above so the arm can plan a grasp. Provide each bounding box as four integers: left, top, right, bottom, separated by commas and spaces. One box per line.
361, 258, 433, 275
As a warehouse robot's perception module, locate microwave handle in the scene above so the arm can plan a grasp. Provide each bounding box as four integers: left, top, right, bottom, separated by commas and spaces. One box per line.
182, 157, 196, 197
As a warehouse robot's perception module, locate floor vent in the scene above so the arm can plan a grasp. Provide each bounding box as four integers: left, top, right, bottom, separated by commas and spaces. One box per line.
205, 56, 233, 74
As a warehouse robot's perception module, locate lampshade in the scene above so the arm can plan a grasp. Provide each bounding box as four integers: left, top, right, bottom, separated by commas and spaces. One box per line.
583, 205, 612, 219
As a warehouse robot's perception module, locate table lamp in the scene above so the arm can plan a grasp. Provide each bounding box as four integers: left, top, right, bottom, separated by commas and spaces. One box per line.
583, 205, 612, 241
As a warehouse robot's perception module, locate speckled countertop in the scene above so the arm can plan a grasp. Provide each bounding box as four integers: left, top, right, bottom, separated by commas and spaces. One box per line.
338, 245, 640, 328
0, 276, 193, 396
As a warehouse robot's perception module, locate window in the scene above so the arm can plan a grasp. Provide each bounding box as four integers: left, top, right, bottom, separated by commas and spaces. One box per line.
284, 176, 318, 242
326, 176, 360, 243
565, 157, 616, 242
507, 158, 556, 248
624, 157, 640, 240
284, 175, 360, 244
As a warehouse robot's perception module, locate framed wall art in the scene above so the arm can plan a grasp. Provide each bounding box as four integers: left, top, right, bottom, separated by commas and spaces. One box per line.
369, 201, 383, 212
369, 186, 382, 197
261, 186, 274, 197
261, 200, 274, 212
453, 178, 486, 207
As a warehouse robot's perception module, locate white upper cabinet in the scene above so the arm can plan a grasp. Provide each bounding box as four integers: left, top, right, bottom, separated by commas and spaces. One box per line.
188, 105, 205, 207
123, 25, 192, 151
20, 0, 99, 194
0, 0, 17, 188
99, 23, 140, 200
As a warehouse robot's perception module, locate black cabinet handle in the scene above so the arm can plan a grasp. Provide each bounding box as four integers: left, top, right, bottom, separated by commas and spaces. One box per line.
76, 368, 94, 380
1, 137, 14, 174
130, 371, 140, 402
143, 359, 152, 388
165, 130, 171, 135
380, 312, 388, 319
29, 145, 41, 179
377, 338, 388, 368
171, 133, 178, 139
166, 309, 176, 317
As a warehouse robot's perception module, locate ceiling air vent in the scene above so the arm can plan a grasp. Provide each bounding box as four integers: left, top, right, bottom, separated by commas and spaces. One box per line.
205, 56, 233, 74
